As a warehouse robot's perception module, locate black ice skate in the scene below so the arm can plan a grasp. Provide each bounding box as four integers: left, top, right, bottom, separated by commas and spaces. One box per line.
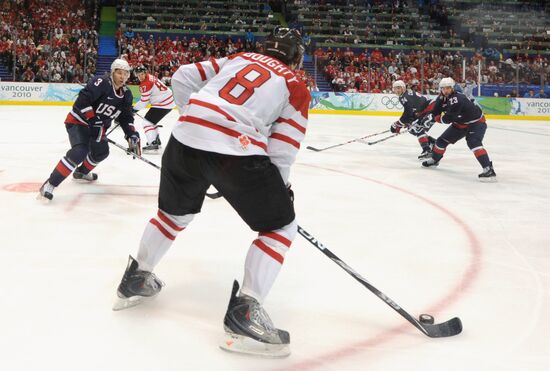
73, 170, 98, 182
37, 180, 55, 201
422, 157, 439, 168
219, 280, 290, 358
417, 148, 433, 160
142, 137, 162, 154
112, 255, 164, 311
478, 163, 497, 182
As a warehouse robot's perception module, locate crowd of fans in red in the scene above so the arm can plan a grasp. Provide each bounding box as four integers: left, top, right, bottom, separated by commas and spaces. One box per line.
0, 0, 98, 82
119, 32, 318, 90
315, 47, 550, 94
1, 0, 547, 97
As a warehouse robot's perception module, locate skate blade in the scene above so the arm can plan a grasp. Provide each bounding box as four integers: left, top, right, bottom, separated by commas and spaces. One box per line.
219, 332, 290, 358
72, 178, 96, 183
112, 293, 157, 311
143, 149, 161, 155
36, 193, 52, 202
479, 176, 497, 183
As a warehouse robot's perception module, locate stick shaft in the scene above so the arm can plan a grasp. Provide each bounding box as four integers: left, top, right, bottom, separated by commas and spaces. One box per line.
297, 225, 429, 336
106, 138, 161, 169
308, 129, 390, 152
107, 138, 220, 199
367, 130, 407, 145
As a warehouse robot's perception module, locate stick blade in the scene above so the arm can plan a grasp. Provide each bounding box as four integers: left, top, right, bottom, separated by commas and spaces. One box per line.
423, 317, 462, 338
206, 192, 222, 199
306, 146, 321, 152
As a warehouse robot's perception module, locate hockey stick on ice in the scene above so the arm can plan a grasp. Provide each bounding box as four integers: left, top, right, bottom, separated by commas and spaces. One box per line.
306, 129, 390, 152
297, 225, 463, 338
107, 138, 222, 199
367, 129, 408, 145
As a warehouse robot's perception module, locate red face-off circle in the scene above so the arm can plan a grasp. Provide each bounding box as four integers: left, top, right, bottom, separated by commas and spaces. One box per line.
2, 182, 42, 193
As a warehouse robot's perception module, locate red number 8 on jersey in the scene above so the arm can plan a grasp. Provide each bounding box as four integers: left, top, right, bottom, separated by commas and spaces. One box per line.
219, 64, 271, 105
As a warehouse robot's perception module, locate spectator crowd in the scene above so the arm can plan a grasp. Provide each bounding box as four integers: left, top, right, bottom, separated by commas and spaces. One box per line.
118, 32, 317, 90
0, 0, 99, 82
315, 47, 550, 95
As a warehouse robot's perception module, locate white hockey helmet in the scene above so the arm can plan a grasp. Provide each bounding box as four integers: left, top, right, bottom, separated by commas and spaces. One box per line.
392, 80, 406, 90
439, 77, 455, 89
111, 58, 131, 74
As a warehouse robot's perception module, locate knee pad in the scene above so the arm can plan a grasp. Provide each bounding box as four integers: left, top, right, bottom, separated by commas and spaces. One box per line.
466, 137, 483, 150
256, 219, 297, 259
66, 144, 89, 164
90, 141, 110, 163
435, 137, 449, 148
159, 209, 195, 230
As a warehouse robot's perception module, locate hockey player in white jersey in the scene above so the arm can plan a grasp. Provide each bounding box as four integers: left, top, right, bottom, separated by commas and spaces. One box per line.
113, 27, 310, 358
133, 66, 175, 153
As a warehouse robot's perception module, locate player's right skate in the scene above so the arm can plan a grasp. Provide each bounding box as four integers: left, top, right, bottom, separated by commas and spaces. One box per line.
422, 157, 439, 168
478, 162, 497, 182
142, 136, 162, 154
37, 180, 55, 201
112, 255, 164, 311
73, 170, 98, 182
219, 280, 290, 358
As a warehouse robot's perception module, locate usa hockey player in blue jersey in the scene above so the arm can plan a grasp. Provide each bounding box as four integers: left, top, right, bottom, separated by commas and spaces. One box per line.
418, 77, 496, 181
389, 80, 436, 160
38, 59, 141, 200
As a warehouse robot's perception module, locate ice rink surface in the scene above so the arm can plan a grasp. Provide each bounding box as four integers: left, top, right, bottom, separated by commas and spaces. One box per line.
1, 106, 549, 371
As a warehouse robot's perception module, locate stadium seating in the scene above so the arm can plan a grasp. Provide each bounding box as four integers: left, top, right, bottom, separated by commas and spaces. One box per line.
0, 0, 98, 82
0, 0, 547, 98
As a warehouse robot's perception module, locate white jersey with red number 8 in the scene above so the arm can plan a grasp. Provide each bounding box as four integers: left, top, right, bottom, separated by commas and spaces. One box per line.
171, 52, 310, 184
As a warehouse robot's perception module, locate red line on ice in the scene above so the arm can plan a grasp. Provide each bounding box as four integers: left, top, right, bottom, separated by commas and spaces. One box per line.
273, 164, 482, 371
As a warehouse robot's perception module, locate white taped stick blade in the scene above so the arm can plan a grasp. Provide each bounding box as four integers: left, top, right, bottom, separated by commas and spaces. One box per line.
219, 332, 290, 358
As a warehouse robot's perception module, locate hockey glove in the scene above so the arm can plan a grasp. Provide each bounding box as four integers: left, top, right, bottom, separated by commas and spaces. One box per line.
390, 121, 404, 134
408, 120, 423, 135
126, 132, 141, 157
419, 113, 441, 129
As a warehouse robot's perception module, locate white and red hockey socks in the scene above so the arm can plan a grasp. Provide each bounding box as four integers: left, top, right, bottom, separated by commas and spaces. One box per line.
241, 220, 297, 303
142, 118, 159, 143
136, 209, 194, 272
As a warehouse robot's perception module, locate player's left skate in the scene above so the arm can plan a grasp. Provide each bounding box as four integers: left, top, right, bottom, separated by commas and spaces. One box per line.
418, 148, 432, 160
37, 180, 55, 201
112, 255, 164, 311
143, 137, 162, 154
219, 280, 290, 358
478, 163, 497, 182
73, 170, 98, 182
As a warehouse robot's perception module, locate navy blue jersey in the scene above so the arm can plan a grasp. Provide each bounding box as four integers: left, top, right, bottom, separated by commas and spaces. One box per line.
420, 91, 484, 127
397, 91, 429, 125
65, 74, 135, 136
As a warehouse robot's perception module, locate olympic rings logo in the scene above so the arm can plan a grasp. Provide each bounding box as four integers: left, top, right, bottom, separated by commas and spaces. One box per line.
381, 96, 403, 109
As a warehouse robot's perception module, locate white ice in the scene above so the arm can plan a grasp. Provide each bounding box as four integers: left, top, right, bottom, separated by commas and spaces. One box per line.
1, 106, 549, 371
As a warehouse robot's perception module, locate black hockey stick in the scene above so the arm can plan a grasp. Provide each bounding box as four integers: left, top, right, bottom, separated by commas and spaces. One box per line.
106, 138, 222, 199
297, 226, 463, 338
367, 130, 408, 145
107, 138, 161, 170
106, 123, 120, 136
306, 129, 390, 152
